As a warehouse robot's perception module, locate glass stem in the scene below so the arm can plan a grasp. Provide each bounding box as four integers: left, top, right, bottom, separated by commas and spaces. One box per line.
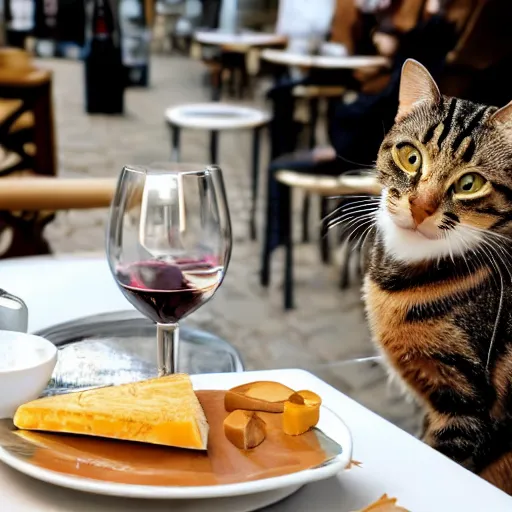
157, 322, 179, 376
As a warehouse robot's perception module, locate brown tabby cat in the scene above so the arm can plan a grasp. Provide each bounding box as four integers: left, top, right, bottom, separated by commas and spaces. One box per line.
363, 59, 512, 494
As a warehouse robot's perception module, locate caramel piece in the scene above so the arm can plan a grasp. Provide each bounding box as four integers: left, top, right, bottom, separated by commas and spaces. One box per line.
224, 381, 295, 413
295, 390, 321, 407
354, 494, 410, 512
287, 393, 305, 405
283, 390, 321, 436
223, 410, 266, 450
346, 459, 363, 469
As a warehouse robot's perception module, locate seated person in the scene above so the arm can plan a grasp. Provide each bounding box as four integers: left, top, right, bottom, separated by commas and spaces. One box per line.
269, 0, 460, 176
261, 0, 460, 261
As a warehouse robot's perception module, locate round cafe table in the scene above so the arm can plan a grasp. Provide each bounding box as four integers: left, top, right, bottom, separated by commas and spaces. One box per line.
194, 30, 287, 53
0, 254, 510, 511
193, 30, 287, 100
260, 49, 389, 70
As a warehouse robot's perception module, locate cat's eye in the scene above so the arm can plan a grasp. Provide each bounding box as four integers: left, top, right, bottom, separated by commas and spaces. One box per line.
453, 173, 486, 195
392, 143, 422, 174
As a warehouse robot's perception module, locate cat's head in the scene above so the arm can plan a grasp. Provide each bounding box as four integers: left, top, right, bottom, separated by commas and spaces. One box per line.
376, 59, 512, 263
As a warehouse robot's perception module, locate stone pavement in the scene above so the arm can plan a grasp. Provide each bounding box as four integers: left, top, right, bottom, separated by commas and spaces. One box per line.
42, 55, 421, 435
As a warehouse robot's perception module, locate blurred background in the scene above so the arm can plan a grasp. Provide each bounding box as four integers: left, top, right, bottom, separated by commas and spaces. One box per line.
0, 0, 510, 436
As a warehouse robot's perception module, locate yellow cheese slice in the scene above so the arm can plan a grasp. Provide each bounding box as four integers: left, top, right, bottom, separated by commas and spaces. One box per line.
13, 374, 209, 450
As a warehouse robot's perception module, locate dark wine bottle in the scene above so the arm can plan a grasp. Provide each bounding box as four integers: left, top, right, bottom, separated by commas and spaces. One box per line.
84, 0, 125, 114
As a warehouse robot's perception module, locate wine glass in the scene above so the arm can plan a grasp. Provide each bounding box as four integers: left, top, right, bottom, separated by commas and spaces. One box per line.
106, 163, 232, 376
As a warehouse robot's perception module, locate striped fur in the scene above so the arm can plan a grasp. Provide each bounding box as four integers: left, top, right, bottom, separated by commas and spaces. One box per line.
364, 61, 512, 494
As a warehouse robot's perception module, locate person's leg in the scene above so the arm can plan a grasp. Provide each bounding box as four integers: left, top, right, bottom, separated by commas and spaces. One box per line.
327, 94, 386, 172
266, 78, 303, 160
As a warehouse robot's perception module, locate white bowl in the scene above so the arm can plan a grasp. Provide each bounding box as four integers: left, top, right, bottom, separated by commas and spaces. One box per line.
0, 331, 57, 419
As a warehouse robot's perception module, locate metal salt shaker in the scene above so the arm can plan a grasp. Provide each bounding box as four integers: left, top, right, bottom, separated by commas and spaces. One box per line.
0, 289, 28, 333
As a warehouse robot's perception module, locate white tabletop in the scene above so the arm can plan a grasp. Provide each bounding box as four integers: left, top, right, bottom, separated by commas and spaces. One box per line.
0, 253, 130, 333
261, 49, 389, 70
0, 254, 510, 511
165, 103, 270, 131
195, 30, 286, 49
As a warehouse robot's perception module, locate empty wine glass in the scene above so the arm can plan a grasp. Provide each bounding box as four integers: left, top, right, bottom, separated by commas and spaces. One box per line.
106, 163, 232, 376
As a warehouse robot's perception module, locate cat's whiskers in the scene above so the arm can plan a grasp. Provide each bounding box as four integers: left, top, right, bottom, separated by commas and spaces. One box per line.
324, 202, 379, 227
357, 224, 376, 272
487, 272, 504, 371
328, 201, 380, 220
342, 217, 376, 245
453, 229, 499, 289
455, 226, 506, 370
455, 237, 480, 284
322, 197, 380, 223
462, 224, 512, 244
463, 226, 512, 272
350, 222, 377, 273
447, 229, 473, 278
481, 240, 512, 286
474, 244, 500, 290
328, 212, 377, 234
473, 240, 506, 368
462, 227, 512, 283
325, 206, 380, 230
441, 231, 456, 265
358, 223, 376, 251
340, 168, 377, 176
457, 226, 507, 276
334, 153, 376, 170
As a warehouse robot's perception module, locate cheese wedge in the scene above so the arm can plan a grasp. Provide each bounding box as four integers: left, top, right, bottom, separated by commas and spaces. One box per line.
13, 374, 209, 450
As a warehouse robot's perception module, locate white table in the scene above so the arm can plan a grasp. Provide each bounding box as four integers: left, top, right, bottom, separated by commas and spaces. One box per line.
0, 254, 510, 511
194, 31, 287, 51
261, 49, 389, 70
0, 253, 130, 333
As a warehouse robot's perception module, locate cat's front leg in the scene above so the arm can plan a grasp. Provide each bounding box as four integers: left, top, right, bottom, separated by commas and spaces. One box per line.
421, 410, 491, 472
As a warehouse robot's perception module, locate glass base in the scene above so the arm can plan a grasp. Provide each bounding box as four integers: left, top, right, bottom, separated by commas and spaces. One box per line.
35, 311, 244, 396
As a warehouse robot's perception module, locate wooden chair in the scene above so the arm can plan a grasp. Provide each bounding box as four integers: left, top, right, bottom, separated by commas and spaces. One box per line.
0, 48, 56, 178
0, 47, 58, 258
0, 176, 117, 258
0, 178, 117, 211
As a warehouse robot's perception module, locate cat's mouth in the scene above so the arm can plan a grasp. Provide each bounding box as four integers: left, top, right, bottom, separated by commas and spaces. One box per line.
387, 213, 440, 240
379, 193, 443, 242
397, 224, 437, 240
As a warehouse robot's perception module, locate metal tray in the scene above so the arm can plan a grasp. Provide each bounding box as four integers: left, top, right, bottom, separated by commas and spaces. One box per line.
35, 311, 244, 396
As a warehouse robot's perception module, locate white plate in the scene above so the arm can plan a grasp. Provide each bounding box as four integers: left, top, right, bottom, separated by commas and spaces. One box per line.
0, 370, 352, 505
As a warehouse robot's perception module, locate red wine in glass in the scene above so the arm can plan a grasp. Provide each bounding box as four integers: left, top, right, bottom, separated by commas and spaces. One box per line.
116, 259, 223, 324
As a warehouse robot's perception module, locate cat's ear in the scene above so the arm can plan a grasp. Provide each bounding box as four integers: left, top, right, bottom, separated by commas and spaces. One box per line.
489, 100, 512, 137
396, 59, 442, 122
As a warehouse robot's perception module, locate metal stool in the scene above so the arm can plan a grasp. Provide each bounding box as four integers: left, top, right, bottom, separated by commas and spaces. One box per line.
266, 171, 381, 309
165, 103, 270, 240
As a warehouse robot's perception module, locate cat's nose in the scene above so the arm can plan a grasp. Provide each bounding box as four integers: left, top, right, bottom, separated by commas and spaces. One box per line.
409, 196, 435, 226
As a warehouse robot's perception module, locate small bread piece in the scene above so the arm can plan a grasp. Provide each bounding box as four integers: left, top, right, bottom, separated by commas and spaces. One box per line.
224, 381, 295, 413
283, 390, 321, 436
223, 410, 266, 449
